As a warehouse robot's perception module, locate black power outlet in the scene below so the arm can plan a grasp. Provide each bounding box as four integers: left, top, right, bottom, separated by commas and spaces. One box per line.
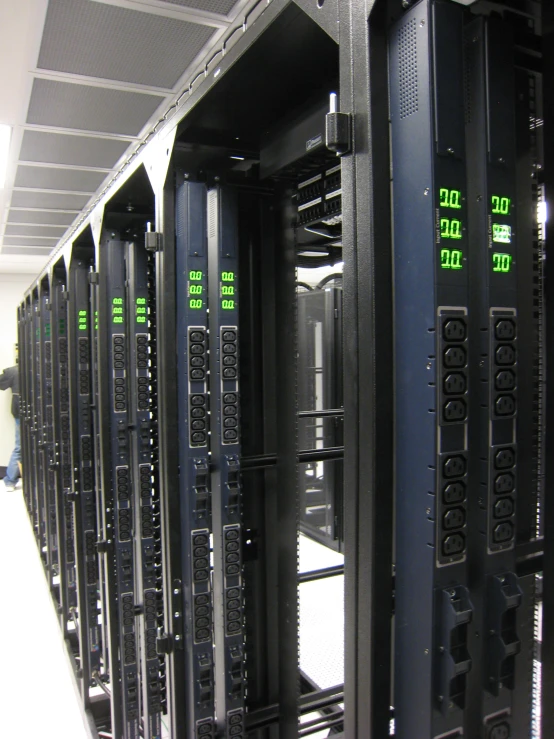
443, 455, 466, 478
495, 370, 516, 391
443, 373, 466, 395
494, 497, 514, 519
443, 319, 466, 342
443, 481, 465, 504
495, 395, 516, 416
494, 448, 515, 469
443, 346, 467, 369
442, 533, 465, 556
443, 507, 465, 530
493, 521, 514, 544
495, 320, 516, 341
488, 723, 510, 739
495, 345, 516, 366
443, 399, 467, 422
495, 472, 514, 494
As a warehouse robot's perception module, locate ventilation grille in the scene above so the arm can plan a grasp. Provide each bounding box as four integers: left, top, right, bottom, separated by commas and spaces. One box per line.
37, 0, 215, 90
208, 190, 217, 238
398, 19, 418, 119
20, 130, 128, 170
10, 190, 89, 212
463, 40, 473, 125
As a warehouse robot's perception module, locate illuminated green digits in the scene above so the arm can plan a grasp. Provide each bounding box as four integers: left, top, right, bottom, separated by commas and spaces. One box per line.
440, 248, 463, 270
492, 224, 511, 244
492, 253, 512, 273
492, 195, 511, 215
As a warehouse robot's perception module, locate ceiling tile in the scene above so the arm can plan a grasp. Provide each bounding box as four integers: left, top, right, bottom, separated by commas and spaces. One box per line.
27, 78, 165, 136
3, 236, 59, 247
10, 191, 89, 211
14, 164, 107, 193
4, 224, 67, 238
19, 130, 129, 169
2, 246, 54, 256
8, 210, 77, 226
38, 0, 215, 89
163, 0, 240, 14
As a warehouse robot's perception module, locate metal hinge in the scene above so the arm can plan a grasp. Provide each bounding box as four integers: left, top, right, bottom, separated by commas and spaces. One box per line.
326, 93, 352, 156
145, 232, 163, 253
88, 272, 99, 285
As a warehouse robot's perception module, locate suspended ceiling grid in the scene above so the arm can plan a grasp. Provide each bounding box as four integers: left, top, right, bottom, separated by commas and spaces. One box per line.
0, 0, 251, 274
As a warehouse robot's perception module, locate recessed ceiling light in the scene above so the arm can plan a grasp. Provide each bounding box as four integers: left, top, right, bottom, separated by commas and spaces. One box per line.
0, 125, 12, 189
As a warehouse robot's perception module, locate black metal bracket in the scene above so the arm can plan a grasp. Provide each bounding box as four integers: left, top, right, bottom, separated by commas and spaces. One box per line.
145, 232, 163, 253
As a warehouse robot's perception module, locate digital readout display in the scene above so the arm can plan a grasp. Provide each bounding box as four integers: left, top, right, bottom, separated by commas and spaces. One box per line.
440, 248, 463, 270
491, 195, 511, 215
221, 271, 235, 310
136, 297, 147, 324
189, 270, 203, 310
78, 309, 88, 331
112, 297, 124, 324
492, 224, 511, 244
439, 188, 462, 209
492, 253, 513, 273
440, 218, 462, 240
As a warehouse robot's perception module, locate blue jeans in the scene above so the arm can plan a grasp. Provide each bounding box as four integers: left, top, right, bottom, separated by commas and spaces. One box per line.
4, 418, 21, 486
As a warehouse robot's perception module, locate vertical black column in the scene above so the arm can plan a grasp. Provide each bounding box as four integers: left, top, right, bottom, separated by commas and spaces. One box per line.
98, 234, 139, 739
465, 17, 528, 738
390, 2, 472, 737
207, 185, 246, 739
68, 256, 101, 701
126, 238, 164, 739
175, 178, 216, 739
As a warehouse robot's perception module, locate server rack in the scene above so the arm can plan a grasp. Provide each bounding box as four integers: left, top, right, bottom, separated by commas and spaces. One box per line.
14, 1, 551, 739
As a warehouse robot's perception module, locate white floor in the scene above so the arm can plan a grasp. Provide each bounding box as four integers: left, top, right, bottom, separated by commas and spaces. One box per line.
0, 483, 89, 739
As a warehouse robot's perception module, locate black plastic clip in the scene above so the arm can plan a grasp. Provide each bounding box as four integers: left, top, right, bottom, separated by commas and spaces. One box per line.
326, 93, 351, 156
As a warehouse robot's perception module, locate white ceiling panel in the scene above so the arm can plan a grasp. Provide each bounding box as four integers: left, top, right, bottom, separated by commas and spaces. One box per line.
2, 245, 53, 256
14, 164, 108, 192
4, 223, 67, 238
27, 79, 166, 136
38, 0, 216, 89
0, 0, 255, 271
3, 236, 59, 247
10, 190, 89, 210
163, 0, 242, 15
20, 130, 130, 169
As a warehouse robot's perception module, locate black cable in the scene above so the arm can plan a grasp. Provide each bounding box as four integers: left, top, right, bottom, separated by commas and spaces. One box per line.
296, 282, 313, 291
316, 272, 343, 290
92, 670, 112, 698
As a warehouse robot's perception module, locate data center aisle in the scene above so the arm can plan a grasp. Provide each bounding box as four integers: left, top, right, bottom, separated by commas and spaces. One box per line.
0, 484, 89, 739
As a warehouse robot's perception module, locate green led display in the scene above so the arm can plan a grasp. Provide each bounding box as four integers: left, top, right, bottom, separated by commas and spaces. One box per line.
492, 252, 513, 273
59, 319, 66, 336
45, 323, 51, 338
94, 311, 98, 331
440, 218, 462, 240
135, 298, 147, 324
112, 298, 124, 324
440, 248, 463, 270
222, 271, 235, 282
439, 188, 462, 210
189, 270, 203, 281
222, 299, 235, 310
492, 224, 511, 244
491, 195, 511, 215
78, 309, 88, 331
222, 285, 234, 296
189, 299, 202, 310
189, 285, 203, 295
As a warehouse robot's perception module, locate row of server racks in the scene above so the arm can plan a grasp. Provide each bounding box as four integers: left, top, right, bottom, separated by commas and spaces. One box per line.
15, 0, 554, 737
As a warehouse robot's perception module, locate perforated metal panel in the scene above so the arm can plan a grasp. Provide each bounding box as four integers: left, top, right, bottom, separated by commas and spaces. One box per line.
27, 79, 165, 136
14, 164, 107, 193
1, 245, 54, 256
3, 236, 58, 247
20, 130, 129, 169
10, 190, 89, 211
4, 223, 66, 238
398, 19, 418, 119
38, 0, 215, 89
163, 0, 240, 14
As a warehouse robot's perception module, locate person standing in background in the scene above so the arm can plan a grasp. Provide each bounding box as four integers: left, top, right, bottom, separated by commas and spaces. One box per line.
0, 364, 21, 491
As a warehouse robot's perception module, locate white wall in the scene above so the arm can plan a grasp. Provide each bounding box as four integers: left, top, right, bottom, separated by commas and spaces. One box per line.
0, 274, 31, 466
